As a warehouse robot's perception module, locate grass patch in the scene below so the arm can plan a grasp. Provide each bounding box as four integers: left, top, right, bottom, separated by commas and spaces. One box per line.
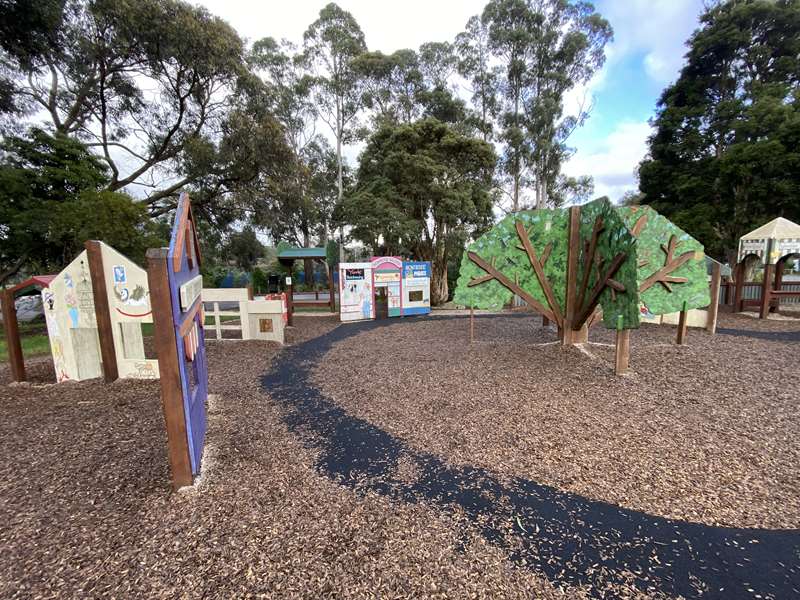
0, 331, 51, 362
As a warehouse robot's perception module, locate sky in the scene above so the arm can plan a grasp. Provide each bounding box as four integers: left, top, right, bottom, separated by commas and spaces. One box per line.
194, 0, 707, 203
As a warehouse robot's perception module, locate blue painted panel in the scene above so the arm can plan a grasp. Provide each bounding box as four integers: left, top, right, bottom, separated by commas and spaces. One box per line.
166, 193, 208, 475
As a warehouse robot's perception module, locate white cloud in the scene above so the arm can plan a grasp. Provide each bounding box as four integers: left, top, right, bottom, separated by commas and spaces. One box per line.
562, 120, 652, 202
601, 0, 704, 86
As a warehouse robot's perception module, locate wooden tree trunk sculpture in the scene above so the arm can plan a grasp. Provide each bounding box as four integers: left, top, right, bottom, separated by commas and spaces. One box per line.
456, 198, 639, 347
454, 200, 711, 374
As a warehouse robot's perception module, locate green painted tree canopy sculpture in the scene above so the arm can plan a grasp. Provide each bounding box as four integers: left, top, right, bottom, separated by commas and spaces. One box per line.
454, 199, 709, 336
618, 206, 710, 316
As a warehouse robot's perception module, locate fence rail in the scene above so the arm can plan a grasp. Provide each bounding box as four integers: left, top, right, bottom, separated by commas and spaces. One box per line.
512, 282, 800, 309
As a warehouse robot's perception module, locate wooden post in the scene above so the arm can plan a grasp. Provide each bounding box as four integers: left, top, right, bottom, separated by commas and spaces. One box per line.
771, 258, 785, 313
247, 284, 254, 300
286, 278, 294, 326
614, 315, 629, 376
146, 248, 193, 490
328, 265, 336, 313
759, 263, 774, 319
562, 205, 581, 346
676, 300, 688, 345
733, 261, 744, 312
84, 241, 118, 383
706, 262, 721, 335
1, 288, 25, 382
470, 306, 474, 343
542, 316, 549, 327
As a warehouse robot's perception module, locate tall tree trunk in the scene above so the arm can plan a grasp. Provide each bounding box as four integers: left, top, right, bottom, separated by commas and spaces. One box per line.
430, 232, 449, 306
302, 230, 313, 288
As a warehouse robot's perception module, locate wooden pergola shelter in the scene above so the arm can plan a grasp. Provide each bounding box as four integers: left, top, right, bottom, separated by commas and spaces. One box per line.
277, 247, 336, 325
1, 274, 56, 382
735, 217, 800, 318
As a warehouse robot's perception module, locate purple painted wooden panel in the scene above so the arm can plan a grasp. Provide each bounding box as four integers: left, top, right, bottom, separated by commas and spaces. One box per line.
167, 192, 208, 475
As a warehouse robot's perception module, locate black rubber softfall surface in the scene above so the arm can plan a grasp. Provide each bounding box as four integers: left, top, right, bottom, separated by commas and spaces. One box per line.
717, 327, 800, 342
262, 316, 800, 599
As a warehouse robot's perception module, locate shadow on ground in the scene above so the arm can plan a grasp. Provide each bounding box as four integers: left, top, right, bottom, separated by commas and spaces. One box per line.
263, 316, 800, 599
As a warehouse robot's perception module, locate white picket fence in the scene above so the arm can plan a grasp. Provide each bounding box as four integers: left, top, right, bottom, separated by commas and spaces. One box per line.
202, 288, 252, 340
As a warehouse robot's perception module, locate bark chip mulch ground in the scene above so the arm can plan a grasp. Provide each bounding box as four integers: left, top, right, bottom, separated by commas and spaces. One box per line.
1, 316, 571, 600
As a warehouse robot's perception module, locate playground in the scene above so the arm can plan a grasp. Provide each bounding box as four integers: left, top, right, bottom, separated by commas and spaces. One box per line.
1, 308, 799, 598
1, 196, 799, 598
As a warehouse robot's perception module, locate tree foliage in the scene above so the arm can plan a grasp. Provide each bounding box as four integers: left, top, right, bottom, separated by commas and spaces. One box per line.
638, 0, 800, 259
223, 226, 265, 271
339, 118, 497, 304
454, 200, 710, 333
0, 128, 160, 283
304, 2, 367, 208
454, 197, 640, 329
0, 0, 296, 219
479, 0, 612, 211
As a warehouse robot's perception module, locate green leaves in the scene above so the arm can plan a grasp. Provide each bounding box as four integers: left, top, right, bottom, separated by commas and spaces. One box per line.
639, 0, 800, 258
343, 118, 496, 304
619, 206, 710, 315
455, 200, 709, 331
0, 130, 159, 282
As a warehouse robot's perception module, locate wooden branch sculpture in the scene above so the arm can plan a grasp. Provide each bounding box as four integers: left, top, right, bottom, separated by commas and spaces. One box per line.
639, 234, 694, 293
573, 214, 628, 329
467, 250, 556, 322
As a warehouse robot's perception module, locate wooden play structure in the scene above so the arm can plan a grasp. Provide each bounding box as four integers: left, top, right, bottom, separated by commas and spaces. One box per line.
203, 287, 287, 343
454, 200, 711, 375
338, 258, 432, 322
277, 246, 336, 324
1, 275, 55, 382
733, 217, 800, 318
1, 241, 161, 384
146, 192, 209, 489
39, 242, 160, 383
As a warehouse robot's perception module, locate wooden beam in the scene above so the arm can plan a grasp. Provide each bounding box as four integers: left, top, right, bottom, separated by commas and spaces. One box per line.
639, 250, 695, 293
563, 206, 581, 345
706, 262, 721, 335
574, 253, 626, 328
514, 220, 563, 327
576, 216, 605, 310
286, 278, 294, 326
540, 242, 552, 267
733, 261, 744, 312
328, 265, 336, 313
84, 241, 118, 383
615, 329, 630, 375
631, 213, 648, 236
771, 257, 786, 313
468, 274, 494, 287
759, 264, 774, 319
676, 303, 688, 345
467, 251, 556, 322
1, 288, 25, 382
146, 248, 193, 490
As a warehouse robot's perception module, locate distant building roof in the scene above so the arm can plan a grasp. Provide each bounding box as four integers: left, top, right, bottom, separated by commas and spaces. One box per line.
9, 274, 56, 294
741, 217, 800, 241
277, 247, 327, 260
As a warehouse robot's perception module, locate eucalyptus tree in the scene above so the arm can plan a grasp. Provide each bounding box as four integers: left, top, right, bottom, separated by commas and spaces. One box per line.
340, 118, 497, 305
303, 2, 367, 208
353, 49, 425, 126
456, 15, 500, 142
4, 0, 248, 213
478, 0, 611, 211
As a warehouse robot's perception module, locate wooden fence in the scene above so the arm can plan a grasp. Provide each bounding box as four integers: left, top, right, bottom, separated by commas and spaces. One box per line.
202, 287, 252, 340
